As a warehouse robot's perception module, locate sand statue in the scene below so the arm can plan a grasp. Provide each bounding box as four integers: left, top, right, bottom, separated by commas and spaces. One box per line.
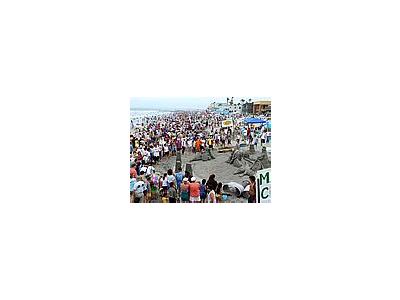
226, 150, 239, 164
226, 149, 250, 165
207, 148, 215, 159
233, 164, 246, 175
239, 166, 255, 177
250, 152, 271, 171
229, 150, 270, 177
190, 150, 216, 162
233, 159, 243, 168
175, 160, 182, 172
190, 152, 202, 161
185, 163, 193, 175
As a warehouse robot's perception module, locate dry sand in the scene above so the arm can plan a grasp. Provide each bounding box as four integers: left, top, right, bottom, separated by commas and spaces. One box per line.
149, 143, 270, 203
158, 143, 271, 186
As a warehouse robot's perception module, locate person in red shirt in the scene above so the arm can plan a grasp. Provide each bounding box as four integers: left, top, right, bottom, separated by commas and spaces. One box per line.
130, 163, 137, 178
189, 177, 201, 203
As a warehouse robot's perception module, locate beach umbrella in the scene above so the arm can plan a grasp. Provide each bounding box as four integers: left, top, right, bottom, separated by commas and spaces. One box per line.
244, 117, 266, 124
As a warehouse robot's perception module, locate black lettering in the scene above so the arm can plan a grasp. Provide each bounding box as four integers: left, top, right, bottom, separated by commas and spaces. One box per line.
259, 172, 270, 185
261, 186, 269, 199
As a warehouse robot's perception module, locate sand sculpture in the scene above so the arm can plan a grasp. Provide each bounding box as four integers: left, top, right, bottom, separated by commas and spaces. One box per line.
227, 149, 271, 177
190, 149, 216, 162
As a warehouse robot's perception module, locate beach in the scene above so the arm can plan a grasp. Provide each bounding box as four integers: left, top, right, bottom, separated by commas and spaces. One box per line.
130, 108, 271, 203
153, 143, 270, 203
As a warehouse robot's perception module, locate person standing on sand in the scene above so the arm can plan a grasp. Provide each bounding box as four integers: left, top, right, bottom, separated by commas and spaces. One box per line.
162, 173, 168, 197
182, 137, 186, 155
130, 174, 136, 203
207, 137, 212, 149
133, 179, 146, 203
167, 169, 176, 186
195, 138, 201, 153
175, 167, 184, 193
163, 143, 169, 159
261, 130, 267, 147
187, 138, 193, 153
130, 163, 137, 179
150, 181, 159, 202
168, 182, 177, 203
176, 138, 182, 153
200, 179, 207, 203
206, 174, 218, 192
216, 182, 223, 203
207, 187, 217, 203
180, 178, 190, 203
189, 177, 201, 203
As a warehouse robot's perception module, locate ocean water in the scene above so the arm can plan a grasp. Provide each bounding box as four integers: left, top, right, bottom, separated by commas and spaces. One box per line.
130, 109, 171, 125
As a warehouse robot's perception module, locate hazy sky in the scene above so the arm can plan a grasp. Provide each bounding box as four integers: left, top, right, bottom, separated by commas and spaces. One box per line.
130, 97, 267, 110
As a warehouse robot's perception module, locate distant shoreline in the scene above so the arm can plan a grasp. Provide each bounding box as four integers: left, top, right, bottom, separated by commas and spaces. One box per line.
130, 108, 171, 112
130, 107, 204, 112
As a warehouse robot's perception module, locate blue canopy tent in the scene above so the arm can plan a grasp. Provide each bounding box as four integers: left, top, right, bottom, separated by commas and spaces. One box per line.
244, 117, 266, 124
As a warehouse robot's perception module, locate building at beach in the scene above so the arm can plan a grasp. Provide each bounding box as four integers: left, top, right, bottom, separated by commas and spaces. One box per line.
208, 98, 271, 115
252, 99, 271, 115
208, 99, 242, 114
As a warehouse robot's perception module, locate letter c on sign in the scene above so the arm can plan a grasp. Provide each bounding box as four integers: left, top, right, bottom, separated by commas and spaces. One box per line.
261, 186, 269, 199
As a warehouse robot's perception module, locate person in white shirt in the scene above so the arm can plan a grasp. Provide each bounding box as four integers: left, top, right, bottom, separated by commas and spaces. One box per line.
140, 165, 148, 174
133, 180, 146, 203
143, 150, 149, 163
166, 169, 176, 185
207, 188, 217, 203
164, 144, 169, 157
146, 165, 155, 176
153, 146, 160, 162
261, 131, 267, 146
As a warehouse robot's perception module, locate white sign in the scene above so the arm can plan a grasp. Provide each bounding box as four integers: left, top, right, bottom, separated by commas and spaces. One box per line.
222, 118, 233, 128
256, 168, 271, 203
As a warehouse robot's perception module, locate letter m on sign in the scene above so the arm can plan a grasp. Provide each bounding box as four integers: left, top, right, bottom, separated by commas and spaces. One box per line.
259, 172, 269, 185
255, 168, 271, 203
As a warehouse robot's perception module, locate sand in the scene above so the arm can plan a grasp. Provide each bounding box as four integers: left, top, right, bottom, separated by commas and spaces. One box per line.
156, 143, 271, 203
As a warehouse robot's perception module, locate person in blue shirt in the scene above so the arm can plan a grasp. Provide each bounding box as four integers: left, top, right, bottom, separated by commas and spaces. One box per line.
175, 167, 184, 193
130, 174, 137, 203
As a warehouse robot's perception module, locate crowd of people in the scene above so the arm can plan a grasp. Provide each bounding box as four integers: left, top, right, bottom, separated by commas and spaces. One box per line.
129, 167, 237, 203
130, 110, 268, 203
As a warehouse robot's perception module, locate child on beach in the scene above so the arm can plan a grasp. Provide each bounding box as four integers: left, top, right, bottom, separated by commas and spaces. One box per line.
207, 188, 217, 203
150, 181, 159, 203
